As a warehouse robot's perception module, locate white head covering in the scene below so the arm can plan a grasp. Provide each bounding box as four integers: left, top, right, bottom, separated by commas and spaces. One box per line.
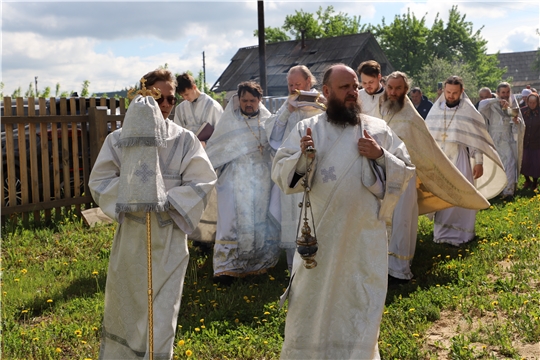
522, 88, 532, 98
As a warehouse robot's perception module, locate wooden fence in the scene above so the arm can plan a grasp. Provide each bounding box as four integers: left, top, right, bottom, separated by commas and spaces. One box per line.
1, 96, 126, 226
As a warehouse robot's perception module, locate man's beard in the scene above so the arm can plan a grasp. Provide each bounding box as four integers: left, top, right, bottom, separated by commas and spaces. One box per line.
445, 99, 461, 108
382, 92, 405, 114
326, 95, 362, 127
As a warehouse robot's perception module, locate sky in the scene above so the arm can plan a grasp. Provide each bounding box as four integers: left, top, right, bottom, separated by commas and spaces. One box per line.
1, 1, 539, 96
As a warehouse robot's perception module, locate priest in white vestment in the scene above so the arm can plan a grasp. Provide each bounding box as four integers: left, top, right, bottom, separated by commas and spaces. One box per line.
426, 75, 505, 247
173, 72, 223, 137
358, 60, 385, 118
206, 81, 280, 285
366, 71, 489, 282
265, 65, 325, 271
478, 82, 525, 198
173, 73, 224, 246
273, 64, 415, 359
89, 70, 217, 359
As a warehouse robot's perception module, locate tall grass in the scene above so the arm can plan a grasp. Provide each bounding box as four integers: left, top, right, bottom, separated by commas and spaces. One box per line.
2, 186, 539, 359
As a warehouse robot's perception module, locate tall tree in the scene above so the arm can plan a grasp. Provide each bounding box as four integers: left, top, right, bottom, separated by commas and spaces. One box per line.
371, 9, 430, 80
81, 80, 91, 97
255, 6, 366, 43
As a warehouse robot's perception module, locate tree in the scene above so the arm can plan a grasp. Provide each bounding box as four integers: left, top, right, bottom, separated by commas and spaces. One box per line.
254, 6, 367, 43
373, 5, 506, 91
371, 9, 430, 80
55, 83, 61, 97
81, 80, 91, 97
414, 57, 478, 101
0, 82, 4, 98
39, 86, 51, 98
24, 82, 35, 98
11, 87, 21, 98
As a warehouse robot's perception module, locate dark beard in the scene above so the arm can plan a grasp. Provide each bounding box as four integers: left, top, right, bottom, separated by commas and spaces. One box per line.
446, 99, 461, 108
382, 92, 405, 114
326, 96, 362, 127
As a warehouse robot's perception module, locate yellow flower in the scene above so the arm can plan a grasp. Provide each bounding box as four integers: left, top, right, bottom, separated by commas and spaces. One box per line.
32, 337, 39, 341
234, 318, 239, 323
264, 311, 270, 315
92, 271, 98, 275
185, 349, 193, 357
201, 325, 206, 329
14, 278, 20, 282
200, 318, 204, 323
178, 340, 185, 346
92, 326, 98, 331
263, 340, 268, 344
413, 333, 419, 337
21, 269, 28, 274
243, 296, 248, 300
194, 327, 200, 332
81, 340, 87, 344
74, 330, 82, 336
55, 348, 62, 353
47, 299, 53, 303
409, 308, 415, 312
21, 309, 28, 314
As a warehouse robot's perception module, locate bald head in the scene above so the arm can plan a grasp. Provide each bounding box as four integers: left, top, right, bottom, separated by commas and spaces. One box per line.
322, 64, 362, 126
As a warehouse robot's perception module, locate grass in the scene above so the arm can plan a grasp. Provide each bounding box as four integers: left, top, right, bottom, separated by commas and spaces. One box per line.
2, 182, 539, 359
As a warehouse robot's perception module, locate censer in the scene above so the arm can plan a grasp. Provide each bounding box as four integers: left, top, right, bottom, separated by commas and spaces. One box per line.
296, 146, 318, 269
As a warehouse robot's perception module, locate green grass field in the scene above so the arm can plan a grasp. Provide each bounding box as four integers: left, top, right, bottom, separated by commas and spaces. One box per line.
2, 185, 539, 359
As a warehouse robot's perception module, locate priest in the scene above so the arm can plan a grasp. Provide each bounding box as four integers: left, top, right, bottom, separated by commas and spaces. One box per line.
273, 64, 414, 359
206, 81, 280, 285
357, 60, 385, 117
478, 82, 525, 198
265, 65, 325, 272
367, 70, 489, 283
89, 69, 217, 359
426, 75, 505, 247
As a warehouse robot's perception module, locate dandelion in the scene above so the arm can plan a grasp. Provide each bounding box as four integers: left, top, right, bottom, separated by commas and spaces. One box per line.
18, 259, 23, 263
200, 318, 204, 323
194, 327, 200, 332
63, 262, 68, 266
492, 301, 498, 306
72, 258, 78, 262
32, 337, 39, 341
55, 348, 62, 353
201, 325, 206, 329
75, 330, 82, 335
14, 278, 20, 282
92, 271, 98, 275
21, 269, 28, 274
523, 300, 529, 305
235, 318, 239, 324
178, 340, 185, 346
47, 299, 53, 303
413, 333, 419, 337
263, 340, 268, 344
409, 308, 415, 312
81, 340, 87, 344
269, 276, 275, 281
185, 349, 193, 357
243, 296, 248, 300
92, 326, 98, 331
264, 311, 270, 315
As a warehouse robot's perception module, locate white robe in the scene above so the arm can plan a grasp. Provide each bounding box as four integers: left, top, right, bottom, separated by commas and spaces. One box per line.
89, 122, 216, 359
206, 99, 280, 277
359, 88, 384, 118
173, 92, 223, 133
478, 99, 525, 195
272, 113, 414, 359
426, 95, 504, 246
265, 100, 323, 252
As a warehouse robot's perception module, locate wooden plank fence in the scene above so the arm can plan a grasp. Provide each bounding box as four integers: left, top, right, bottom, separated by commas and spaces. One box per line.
1, 96, 126, 226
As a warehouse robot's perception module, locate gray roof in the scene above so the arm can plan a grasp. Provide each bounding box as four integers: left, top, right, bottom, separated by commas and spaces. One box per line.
497, 50, 540, 92
211, 32, 394, 97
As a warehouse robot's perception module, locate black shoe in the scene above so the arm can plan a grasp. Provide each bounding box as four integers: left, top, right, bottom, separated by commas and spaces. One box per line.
212, 275, 236, 286
388, 275, 410, 289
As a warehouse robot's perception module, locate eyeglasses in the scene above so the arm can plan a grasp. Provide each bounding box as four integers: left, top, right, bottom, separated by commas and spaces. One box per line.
156, 95, 177, 105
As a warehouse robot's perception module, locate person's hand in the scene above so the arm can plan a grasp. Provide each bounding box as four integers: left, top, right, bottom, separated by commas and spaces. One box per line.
499, 99, 510, 110
300, 127, 315, 158
473, 164, 483, 179
358, 130, 383, 160
287, 103, 296, 113
201, 141, 207, 149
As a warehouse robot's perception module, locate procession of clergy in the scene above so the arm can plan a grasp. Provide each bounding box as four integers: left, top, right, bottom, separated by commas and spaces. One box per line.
89, 60, 535, 358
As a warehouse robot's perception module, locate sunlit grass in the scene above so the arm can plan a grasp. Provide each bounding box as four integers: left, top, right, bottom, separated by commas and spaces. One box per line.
2, 183, 539, 359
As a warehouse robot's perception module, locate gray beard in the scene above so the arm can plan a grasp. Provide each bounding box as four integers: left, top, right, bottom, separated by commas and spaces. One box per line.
382, 93, 405, 114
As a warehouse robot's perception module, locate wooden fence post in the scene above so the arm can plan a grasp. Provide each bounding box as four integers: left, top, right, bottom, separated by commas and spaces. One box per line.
88, 107, 109, 169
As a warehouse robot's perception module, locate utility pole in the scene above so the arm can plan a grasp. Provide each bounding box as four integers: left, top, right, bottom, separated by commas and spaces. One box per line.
257, 0, 267, 94
35, 76, 38, 97
202, 51, 206, 93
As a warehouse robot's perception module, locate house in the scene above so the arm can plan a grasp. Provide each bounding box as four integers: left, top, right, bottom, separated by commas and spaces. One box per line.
497, 50, 540, 93
211, 32, 394, 97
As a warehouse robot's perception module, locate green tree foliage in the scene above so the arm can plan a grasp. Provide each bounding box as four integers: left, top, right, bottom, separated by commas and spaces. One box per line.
255, 6, 366, 43
254, 27, 291, 43
81, 80, 91, 97
372, 9, 430, 80
414, 57, 478, 101
11, 87, 21, 98
0, 82, 4, 98
39, 86, 51, 98
24, 82, 35, 98
372, 6, 506, 91
55, 83, 61, 97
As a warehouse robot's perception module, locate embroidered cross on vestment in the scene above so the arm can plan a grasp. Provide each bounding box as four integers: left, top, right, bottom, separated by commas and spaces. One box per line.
320, 166, 337, 183
134, 163, 156, 183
